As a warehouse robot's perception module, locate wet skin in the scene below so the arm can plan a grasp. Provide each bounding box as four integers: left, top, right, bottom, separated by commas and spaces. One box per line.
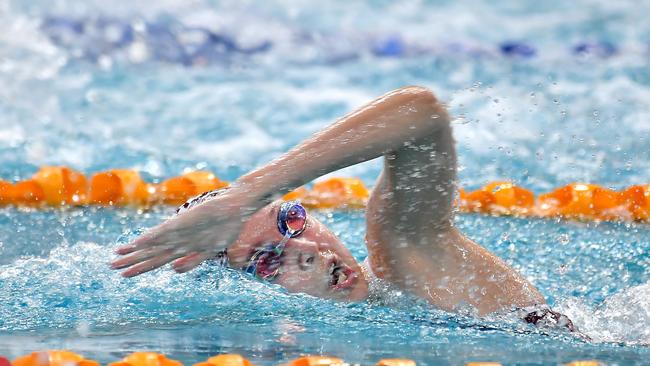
226, 201, 369, 302
113, 86, 544, 316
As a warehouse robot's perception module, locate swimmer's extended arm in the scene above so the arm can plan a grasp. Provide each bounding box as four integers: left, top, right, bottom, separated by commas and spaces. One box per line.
237, 86, 449, 208
112, 87, 456, 276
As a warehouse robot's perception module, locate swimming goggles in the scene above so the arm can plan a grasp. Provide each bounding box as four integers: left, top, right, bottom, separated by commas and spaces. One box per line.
243, 200, 307, 281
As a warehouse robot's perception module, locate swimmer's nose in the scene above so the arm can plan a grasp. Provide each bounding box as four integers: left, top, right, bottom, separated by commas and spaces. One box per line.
285, 237, 318, 271
319, 251, 337, 271
297, 252, 315, 271
285, 237, 316, 252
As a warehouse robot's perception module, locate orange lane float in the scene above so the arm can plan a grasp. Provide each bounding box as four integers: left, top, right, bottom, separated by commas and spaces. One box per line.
89, 170, 154, 206
32, 166, 88, 205
462, 189, 496, 213
283, 356, 344, 366
563, 361, 603, 366
461, 181, 534, 215
0, 352, 610, 366
108, 352, 182, 366
8, 180, 46, 206
460, 181, 649, 223
302, 177, 370, 209
158, 171, 229, 205
3, 166, 650, 224
619, 184, 650, 220
0, 180, 11, 204
535, 183, 631, 221
194, 354, 254, 366
282, 186, 310, 201
482, 181, 534, 214
12, 351, 99, 366
376, 359, 416, 366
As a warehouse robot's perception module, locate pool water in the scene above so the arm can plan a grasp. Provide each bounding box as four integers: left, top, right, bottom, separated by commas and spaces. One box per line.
1, 0, 649, 364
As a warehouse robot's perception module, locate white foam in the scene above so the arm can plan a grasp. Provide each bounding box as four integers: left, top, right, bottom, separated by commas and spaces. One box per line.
558, 282, 650, 345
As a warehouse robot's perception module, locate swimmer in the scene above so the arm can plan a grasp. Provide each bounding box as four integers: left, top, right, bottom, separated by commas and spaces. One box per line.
111, 86, 576, 331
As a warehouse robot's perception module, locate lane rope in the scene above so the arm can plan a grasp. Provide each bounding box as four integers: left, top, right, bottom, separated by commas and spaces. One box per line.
3, 350, 603, 366
1, 166, 649, 223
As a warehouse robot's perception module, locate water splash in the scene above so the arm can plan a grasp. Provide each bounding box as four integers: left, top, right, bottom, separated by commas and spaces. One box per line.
2, 0, 650, 364
559, 283, 650, 345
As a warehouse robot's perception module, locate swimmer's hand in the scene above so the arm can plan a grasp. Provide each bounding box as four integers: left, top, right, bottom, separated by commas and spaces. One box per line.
111, 188, 259, 277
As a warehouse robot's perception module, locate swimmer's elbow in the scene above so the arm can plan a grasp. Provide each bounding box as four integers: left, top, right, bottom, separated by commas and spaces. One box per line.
400, 85, 436, 100
396, 86, 450, 129
397, 85, 438, 104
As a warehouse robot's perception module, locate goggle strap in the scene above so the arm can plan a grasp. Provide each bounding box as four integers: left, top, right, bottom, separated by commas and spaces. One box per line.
273, 231, 292, 255
244, 260, 257, 276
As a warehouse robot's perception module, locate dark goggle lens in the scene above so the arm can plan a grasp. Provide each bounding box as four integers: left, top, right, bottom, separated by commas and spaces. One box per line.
286, 206, 307, 233
279, 201, 307, 237
246, 201, 308, 282
249, 248, 282, 280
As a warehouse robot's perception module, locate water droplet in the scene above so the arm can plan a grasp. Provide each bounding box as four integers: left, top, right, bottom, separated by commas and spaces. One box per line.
558, 234, 570, 245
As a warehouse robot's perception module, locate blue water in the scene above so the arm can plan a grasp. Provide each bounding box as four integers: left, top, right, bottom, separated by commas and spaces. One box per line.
1, 0, 649, 364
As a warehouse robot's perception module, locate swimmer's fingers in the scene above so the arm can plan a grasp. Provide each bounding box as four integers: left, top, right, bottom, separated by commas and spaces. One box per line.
111, 246, 172, 270
112, 230, 164, 259
113, 228, 212, 272
121, 250, 184, 278
126, 227, 168, 251
124, 209, 218, 253
115, 244, 138, 255
172, 252, 216, 273
115, 232, 169, 254
116, 227, 188, 259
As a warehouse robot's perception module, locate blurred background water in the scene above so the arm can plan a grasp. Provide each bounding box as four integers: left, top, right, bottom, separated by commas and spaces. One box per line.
0, 0, 649, 364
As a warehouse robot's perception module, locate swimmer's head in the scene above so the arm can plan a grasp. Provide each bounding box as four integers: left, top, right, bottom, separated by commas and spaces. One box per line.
226, 200, 369, 301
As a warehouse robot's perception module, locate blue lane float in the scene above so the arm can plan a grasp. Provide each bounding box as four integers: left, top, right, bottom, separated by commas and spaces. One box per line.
572, 41, 617, 57
372, 36, 407, 57
499, 41, 536, 58
38, 16, 638, 66
41, 16, 272, 65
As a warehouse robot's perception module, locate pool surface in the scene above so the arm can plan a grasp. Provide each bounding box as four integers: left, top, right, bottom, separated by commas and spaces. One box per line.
1, 0, 649, 364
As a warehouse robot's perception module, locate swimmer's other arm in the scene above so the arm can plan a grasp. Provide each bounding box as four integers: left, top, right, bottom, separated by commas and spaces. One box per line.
236, 86, 449, 203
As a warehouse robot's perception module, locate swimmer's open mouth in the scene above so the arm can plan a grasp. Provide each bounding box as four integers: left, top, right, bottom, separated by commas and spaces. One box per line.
328, 262, 357, 290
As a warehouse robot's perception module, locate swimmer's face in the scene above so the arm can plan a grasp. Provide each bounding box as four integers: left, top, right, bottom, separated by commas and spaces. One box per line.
227, 201, 369, 301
